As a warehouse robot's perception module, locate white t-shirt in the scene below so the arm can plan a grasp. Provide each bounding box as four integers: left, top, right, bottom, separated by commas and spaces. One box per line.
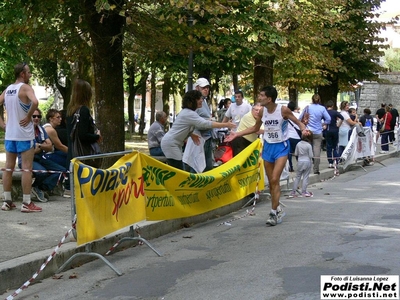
224, 102, 252, 131
340, 111, 351, 130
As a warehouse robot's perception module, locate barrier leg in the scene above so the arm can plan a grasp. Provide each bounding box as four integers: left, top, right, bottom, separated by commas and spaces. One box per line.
56, 244, 122, 276
105, 226, 162, 257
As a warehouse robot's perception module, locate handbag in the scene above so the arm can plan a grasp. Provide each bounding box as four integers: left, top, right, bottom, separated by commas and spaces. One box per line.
70, 107, 102, 168
301, 106, 310, 126
379, 113, 388, 133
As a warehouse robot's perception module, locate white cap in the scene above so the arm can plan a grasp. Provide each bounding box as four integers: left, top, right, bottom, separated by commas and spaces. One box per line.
194, 78, 210, 88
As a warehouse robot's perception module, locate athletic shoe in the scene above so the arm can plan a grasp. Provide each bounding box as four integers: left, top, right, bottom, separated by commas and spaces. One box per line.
63, 189, 71, 198
31, 186, 48, 203
288, 191, 296, 198
329, 164, 334, 168
302, 191, 314, 198
266, 213, 277, 226
277, 209, 286, 224
379, 150, 388, 154
1, 200, 16, 211
21, 202, 42, 213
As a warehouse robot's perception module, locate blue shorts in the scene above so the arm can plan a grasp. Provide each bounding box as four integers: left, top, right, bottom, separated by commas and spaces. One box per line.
5, 140, 34, 154
262, 140, 289, 163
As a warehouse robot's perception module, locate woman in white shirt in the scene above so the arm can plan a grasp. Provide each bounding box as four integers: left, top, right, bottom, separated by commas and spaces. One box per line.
338, 101, 358, 157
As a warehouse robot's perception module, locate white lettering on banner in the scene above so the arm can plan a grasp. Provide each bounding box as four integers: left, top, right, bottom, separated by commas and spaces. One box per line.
321, 275, 399, 299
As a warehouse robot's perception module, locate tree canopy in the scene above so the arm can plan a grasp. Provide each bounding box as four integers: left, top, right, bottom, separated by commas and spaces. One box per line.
0, 0, 394, 151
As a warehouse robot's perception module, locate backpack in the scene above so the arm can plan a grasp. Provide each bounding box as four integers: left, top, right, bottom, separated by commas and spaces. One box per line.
214, 145, 233, 164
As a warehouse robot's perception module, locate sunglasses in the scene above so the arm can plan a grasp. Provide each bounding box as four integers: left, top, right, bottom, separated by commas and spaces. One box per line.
32, 115, 42, 119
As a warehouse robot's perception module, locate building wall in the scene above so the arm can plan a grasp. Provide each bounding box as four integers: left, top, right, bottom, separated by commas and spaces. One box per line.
359, 73, 400, 113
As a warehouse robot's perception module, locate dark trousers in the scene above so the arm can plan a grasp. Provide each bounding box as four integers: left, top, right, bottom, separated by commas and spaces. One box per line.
167, 158, 184, 170
325, 131, 339, 164
231, 137, 252, 157
288, 138, 301, 171
25, 154, 67, 191
381, 130, 390, 151
389, 125, 395, 143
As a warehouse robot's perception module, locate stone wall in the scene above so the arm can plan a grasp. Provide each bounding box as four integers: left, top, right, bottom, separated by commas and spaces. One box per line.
359, 73, 400, 113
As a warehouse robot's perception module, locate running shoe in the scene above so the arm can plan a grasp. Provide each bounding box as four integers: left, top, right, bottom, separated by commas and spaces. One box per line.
302, 191, 314, 198
266, 213, 277, 226
21, 202, 42, 213
31, 186, 48, 202
63, 189, 71, 198
288, 191, 297, 198
1, 200, 16, 211
277, 208, 286, 224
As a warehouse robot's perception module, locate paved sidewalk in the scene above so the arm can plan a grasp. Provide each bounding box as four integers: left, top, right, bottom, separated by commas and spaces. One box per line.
0, 145, 397, 295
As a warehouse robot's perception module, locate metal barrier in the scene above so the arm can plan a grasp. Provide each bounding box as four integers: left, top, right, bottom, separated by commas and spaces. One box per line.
61, 151, 162, 276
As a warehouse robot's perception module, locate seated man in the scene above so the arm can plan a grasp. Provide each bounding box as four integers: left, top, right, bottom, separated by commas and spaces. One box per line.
43, 109, 68, 168
231, 103, 264, 156
19, 109, 67, 202
147, 111, 167, 156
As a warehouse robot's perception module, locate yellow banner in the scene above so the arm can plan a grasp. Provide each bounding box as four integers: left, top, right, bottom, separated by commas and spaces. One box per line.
73, 139, 264, 245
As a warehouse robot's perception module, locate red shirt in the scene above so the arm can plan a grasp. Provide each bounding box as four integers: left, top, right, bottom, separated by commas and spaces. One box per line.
384, 112, 392, 130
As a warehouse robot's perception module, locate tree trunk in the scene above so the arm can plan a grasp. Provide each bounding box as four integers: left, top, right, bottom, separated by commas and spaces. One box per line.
84, 0, 125, 153
317, 75, 339, 107
150, 69, 156, 124
232, 74, 239, 92
162, 73, 171, 117
139, 70, 147, 136
126, 64, 136, 134
253, 55, 274, 100
288, 84, 298, 105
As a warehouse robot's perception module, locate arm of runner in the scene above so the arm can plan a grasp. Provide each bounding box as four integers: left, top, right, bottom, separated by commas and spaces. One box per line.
0, 91, 5, 130
224, 109, 263, 142
282, 106, 309, 135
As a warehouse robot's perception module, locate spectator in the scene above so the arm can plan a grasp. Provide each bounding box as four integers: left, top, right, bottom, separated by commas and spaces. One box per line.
289, 130, 314, 198
388, 104, 398, 144
147, 111, 167, 156
325, 100, 344, 168
194, 78, 214, 171
161, 90, 235, 170
222, 90, 252, 131
43, 109, 68, 168
217, 98, 232, 122
348, 108, 365, 137
375, 103, 386, 143
359, 108, 374, 129
379, 105, 392, 154
23, 109, 66, 202
0, 62, 42, 212
66, 79, 102, 197
225, 86, 308, 226
359, 108, 374, 166
298, 94, 331, 175
286, 101, 301, 172
338, 101, 359, 157
231, 102, 264, 157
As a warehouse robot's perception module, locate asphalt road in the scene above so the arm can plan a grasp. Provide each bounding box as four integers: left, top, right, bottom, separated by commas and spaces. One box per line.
6, 157, 400, 300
